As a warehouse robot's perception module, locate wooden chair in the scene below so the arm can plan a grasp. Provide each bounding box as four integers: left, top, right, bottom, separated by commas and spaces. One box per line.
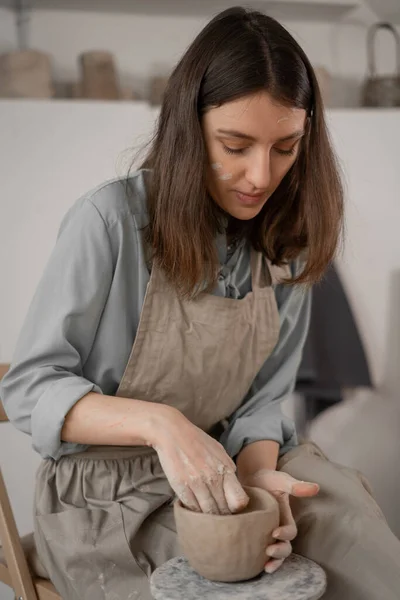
0, 364, 61, 600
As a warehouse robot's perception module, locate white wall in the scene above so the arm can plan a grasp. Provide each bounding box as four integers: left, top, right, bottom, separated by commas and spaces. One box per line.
327, 110, 400, 394
0, 99, 157, 359
0, 6, 400, 107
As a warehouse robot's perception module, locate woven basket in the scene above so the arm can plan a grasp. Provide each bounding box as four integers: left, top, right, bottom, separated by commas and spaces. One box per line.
362, 22, 400, 108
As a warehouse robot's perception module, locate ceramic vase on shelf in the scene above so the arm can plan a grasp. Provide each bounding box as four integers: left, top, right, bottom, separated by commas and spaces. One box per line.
0, 50, 54, 98
79, 50, 122, 100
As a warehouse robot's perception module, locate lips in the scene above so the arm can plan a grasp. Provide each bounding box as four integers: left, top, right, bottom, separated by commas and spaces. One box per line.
234, 190, 265, 206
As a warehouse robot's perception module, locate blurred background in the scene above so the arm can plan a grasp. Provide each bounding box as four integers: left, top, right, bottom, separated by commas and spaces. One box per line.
0, 2, 400, 598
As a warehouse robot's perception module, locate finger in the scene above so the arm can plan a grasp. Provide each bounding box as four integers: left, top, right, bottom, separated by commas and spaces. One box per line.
276, 492, 296, 526
272, 493, 297, 541
254, 470, 319, 497
208, 477, 232, 515
174, 483, 201, 513
265, 558, 285, 574
273, 523, 297, 541
266, 541, 292, 560
218, 451, 236, 473
192, 479, 220, 514
223, 472, 250, 513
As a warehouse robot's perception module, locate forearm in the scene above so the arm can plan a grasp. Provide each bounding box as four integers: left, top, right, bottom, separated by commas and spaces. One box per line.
236, 440, 279, 484
61, 391, 171, 447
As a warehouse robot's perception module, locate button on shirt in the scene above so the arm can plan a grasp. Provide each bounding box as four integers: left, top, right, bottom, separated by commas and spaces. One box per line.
1, 170, 311, 460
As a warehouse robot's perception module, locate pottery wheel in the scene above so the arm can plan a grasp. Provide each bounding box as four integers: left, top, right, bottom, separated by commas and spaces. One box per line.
150, 553, 326, 600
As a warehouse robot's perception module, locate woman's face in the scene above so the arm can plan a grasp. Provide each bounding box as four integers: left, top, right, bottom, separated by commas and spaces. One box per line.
202, 91, 307, 221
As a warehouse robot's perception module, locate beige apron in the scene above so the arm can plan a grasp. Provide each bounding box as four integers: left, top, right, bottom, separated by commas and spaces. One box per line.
33, 249, 400, 600
116, 248, 282, 431
34, 250, 285, 599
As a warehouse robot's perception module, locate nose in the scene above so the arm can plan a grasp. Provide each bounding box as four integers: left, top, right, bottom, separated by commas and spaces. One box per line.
244, 150, 271, 191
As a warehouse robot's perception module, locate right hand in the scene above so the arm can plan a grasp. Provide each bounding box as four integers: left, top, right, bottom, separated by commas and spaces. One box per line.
150, 405, 249, 515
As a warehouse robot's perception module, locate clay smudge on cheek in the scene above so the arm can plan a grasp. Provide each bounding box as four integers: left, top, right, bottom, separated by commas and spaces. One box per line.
211, 161, 232, 181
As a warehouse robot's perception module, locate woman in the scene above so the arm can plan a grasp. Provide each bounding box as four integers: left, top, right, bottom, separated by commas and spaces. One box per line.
2, 7, 400, 600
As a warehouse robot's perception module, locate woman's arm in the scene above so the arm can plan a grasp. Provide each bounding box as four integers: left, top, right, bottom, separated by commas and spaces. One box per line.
62, 389, 249, 514
236, 440, 279, 482
61, 391, 171, 447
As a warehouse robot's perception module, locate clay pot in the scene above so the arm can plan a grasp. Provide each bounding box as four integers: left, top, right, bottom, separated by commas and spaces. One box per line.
79, 51, 121, 100
174, 485, 280, 582
0, 50, 54, 98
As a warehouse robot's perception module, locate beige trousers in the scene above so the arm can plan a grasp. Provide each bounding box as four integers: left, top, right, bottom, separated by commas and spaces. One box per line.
33, 442, 400, 600
280, 443, 400, 600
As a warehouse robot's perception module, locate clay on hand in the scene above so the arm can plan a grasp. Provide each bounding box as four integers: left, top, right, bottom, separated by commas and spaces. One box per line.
152, 406, 249, 515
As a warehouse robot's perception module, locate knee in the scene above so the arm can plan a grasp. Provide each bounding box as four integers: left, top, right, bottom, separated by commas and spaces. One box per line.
293, 503, 364, 560
284, 454, 383, 520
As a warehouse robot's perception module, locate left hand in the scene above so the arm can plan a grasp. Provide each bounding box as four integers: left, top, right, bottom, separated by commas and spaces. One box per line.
244, 470, 319, 574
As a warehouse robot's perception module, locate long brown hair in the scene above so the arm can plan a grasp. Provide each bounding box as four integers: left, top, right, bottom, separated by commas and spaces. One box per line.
142, 6, 344, 297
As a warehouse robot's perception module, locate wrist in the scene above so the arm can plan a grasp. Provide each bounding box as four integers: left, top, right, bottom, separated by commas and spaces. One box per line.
236, 440, 279, 483
137, 402, 180, 449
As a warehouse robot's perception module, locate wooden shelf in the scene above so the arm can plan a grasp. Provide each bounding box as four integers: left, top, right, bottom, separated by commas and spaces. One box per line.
0, 0, 362, 22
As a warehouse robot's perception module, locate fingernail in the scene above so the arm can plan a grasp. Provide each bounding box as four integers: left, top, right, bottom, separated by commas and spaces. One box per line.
273, 530, 281, 539
265, 564, 276, 574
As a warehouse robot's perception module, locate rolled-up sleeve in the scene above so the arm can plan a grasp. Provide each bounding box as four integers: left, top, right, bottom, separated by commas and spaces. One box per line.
0, 199, 113, 460
220, 267, 311, 459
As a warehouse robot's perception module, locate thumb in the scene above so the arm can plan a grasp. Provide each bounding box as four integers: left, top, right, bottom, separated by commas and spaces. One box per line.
248, 469, 319, 497
290, 480, 320, 497
268, 471, 319, 497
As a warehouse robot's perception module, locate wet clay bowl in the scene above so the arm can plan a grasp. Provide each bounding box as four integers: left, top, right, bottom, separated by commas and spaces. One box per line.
174, 485, 280, 582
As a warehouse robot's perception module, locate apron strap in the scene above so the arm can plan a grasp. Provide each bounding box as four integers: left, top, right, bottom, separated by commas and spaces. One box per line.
250, 249, 291, 288
250, 249, 271, 288
269, 261, 292, 285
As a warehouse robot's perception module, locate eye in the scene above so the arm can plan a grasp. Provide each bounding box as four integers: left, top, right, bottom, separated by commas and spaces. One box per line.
274, 144, 299, 157
222, 145, 247, 156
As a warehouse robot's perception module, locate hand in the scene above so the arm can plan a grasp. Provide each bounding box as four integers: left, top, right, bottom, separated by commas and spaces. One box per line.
244, 470, 319, 574
150, 406, 250, 515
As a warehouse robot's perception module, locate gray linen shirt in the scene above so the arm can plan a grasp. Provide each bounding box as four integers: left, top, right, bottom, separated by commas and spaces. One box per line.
1, 170, 310, 461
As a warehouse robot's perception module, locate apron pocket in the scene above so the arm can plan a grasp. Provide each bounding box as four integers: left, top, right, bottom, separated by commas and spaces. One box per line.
129, 502, 181, 576
36, 503, 148, 600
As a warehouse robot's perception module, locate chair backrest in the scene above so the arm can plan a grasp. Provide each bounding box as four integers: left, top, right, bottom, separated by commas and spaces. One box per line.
0, 363, 39, 599
0, 469, 39, 599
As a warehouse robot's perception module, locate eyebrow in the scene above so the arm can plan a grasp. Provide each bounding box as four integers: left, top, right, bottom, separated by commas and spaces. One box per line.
216, 128, 305, 143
